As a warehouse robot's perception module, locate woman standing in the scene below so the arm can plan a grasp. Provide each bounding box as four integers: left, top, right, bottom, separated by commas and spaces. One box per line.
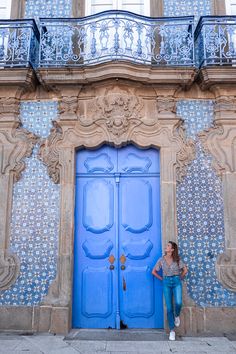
152, 241, 188, 341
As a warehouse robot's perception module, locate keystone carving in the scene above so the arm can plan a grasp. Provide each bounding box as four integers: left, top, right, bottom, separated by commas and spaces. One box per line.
38, 121, 63, 184
0, 126, 38, 182
79, 88, 144, 141
0, 251, 20, 291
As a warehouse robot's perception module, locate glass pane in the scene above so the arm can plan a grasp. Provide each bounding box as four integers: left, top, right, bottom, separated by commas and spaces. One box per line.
119, 0, 149, 15
0, 0, 12, 19
231, 4, 236, 15
90, 0, 114, 14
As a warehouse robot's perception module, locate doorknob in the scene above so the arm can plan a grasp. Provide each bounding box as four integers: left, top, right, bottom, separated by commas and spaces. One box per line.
109, 254, 115, 270
120, 254, 126, 264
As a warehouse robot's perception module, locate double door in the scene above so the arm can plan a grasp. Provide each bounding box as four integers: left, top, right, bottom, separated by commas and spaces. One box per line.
73, 146, 163, 329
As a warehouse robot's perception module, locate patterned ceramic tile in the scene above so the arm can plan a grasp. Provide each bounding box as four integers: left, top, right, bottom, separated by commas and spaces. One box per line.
177, 100, 236, 306
163, 0, 212, 23
25, 0, 72, 18
0, 102, 60, 306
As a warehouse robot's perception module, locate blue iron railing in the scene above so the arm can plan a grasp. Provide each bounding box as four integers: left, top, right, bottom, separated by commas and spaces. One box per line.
195, 16, 236, 68
2, 14, 236, 70
0, 19, 39, 68
39, 11, 195, 67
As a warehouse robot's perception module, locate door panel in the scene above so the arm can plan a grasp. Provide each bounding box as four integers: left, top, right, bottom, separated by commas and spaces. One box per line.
121, 266, 154, 317
83, 179, 114, 233
81, 267, 113, 317
73, 145, 162, 329
121, 179, 153, 233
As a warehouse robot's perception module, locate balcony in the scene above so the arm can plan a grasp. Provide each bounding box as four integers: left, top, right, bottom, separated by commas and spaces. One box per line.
39, 11, 195, 67
1, 14, 236, 89
0, 19, 39, 68
195, 16, 236, 89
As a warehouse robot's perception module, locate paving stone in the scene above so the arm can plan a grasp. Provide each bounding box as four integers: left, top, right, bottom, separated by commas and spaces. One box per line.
68, 340, 107, 352
106, 341, 169, 352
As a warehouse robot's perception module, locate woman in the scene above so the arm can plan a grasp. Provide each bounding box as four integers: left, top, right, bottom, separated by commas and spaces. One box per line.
152, 241, 188, 341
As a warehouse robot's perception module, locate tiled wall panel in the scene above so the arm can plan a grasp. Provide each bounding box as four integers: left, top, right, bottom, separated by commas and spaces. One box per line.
177, 100, 236, 306
163, 0, 212, 21
25, 0, 72, 18
0, 102, 60, 305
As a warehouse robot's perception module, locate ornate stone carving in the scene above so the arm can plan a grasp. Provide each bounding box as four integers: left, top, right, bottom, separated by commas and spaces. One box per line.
38, 121, 63, 184
0, 251, 20, 291
174, 120, 196, 183
0, 97, 20, 121
199, 123, 236, 175
59, 96, 79, 120
156, 96, 176, 114
79, 87, 144, 142
0, 126, 38, 182
216, 251, 236, 292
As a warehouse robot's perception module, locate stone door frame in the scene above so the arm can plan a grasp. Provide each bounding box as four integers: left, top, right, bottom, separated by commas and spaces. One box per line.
37, 83, 195, 333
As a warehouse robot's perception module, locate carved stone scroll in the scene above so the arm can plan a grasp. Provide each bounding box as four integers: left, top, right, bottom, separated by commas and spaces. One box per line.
0, 251, 20, 291
174, 120, 195, 183
217, 250, 236, 292
0, 127, 38, 182
38, 122, 62, 184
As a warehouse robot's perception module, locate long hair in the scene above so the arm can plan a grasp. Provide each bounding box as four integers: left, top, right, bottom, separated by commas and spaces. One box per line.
168, 241, 180, 265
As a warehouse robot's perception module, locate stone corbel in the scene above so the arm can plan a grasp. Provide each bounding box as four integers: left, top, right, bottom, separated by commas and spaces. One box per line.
200, 123, 236, 291
0, 124, 38, 290
49, 85, 82, 121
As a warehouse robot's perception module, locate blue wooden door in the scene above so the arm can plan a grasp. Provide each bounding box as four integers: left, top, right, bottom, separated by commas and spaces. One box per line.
73, 146, 163, 329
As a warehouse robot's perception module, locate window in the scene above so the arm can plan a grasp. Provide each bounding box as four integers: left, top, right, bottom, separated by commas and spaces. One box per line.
0, 0, 12, 19
86, 0, 150, 16
226, 0, 236, 15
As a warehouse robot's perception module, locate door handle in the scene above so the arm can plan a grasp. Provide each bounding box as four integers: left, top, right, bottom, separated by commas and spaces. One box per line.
120, 254, 126, 264
122, 276, 126, 291
109, 254, 115, 270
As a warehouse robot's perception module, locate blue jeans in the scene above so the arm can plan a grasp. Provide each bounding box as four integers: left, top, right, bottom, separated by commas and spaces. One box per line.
163, 275, 182, 330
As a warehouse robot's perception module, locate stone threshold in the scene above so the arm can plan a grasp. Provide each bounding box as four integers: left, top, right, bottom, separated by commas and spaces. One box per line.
65, 329, 169, 341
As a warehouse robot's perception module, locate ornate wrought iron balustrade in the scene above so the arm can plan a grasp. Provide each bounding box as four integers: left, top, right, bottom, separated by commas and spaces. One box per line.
39, 11, 194, 67
0, 20, 39, 68
195, 16, 236, 67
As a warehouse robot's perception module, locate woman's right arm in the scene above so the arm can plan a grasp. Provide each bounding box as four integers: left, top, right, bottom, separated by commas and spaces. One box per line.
152, 268, 163, 281
152, 258, 163, 281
